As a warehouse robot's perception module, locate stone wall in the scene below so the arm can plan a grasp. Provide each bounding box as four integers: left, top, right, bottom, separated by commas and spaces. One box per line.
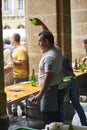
71, 0, 87, 62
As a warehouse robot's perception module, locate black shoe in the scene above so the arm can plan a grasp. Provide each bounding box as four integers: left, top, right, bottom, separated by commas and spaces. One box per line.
22, 112, 26, 116
13, 112, 18, 117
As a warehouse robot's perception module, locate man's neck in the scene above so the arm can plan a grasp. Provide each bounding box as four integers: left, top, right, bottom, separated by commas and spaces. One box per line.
43, 45, 54, 53
15, 43, 20, 48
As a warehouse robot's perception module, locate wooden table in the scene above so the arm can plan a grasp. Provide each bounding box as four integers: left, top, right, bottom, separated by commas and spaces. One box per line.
5, 82, 40, 106
74, 70, 87, 96
74, 70, 87, 77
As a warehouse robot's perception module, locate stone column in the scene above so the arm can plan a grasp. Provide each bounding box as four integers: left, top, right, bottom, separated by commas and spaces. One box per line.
0, 1, 9, 130
56, 0, 71, 61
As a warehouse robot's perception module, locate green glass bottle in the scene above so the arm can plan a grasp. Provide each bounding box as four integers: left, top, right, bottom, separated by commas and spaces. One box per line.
81, 62, 86, 72
74, 59, 78, 70
30, 18, 38, 25
31, 69, 36, 86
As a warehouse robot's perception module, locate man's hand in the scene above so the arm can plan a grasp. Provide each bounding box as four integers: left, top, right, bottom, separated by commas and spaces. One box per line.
13, 60, 27, 66
30, 18, 44, 25
31, 93, 42, 104
81, 57, 87, 63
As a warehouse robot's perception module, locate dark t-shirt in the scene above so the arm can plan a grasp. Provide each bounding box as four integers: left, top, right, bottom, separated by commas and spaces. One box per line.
62, 55, 75, 77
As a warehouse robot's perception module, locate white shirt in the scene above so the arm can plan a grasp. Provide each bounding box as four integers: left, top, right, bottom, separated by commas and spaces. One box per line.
38, 45, 64, 87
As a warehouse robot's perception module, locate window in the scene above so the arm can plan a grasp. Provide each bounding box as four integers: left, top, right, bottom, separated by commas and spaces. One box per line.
18, 0, 23, 10
4, 25, 11, 29
4, 0, 9, 11
17, 25, 25, 29
4, 0, 16, 14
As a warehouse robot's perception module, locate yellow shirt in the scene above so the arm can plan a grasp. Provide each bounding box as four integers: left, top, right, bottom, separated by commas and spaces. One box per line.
12, 46, 28, 78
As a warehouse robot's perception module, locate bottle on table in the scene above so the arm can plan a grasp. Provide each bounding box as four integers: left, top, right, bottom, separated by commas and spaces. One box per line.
31, 69, 36, 86
77, 58, 81, 69
81, 62, 86, 72
74, 59, 78, 70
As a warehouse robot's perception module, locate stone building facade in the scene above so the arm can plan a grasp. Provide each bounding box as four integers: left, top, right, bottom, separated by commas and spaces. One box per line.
2, 0, 25, 29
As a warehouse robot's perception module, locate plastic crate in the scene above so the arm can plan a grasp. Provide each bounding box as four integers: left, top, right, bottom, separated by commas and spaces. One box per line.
15, 127, 37, 130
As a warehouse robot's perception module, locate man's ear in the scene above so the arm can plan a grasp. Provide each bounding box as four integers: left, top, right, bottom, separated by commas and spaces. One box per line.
45, 39, 49, 44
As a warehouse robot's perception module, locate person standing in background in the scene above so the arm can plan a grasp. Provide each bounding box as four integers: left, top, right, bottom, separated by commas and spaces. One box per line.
3, 40, 13, 86
11, 33, 28, 117
4, 38, 14, 54
62, 55, 87, 126
82, 39, 87, 61
3, 40, 14, 122
31, 18, 66, 124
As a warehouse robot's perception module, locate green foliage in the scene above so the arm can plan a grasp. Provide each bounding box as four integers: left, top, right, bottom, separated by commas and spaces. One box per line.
68, 124, 74, 130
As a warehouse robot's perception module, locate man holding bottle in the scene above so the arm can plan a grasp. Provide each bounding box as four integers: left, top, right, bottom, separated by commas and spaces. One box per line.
31, 19, 65, 124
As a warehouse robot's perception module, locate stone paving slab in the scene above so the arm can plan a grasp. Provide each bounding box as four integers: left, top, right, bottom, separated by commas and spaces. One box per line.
8, 117, 29, 130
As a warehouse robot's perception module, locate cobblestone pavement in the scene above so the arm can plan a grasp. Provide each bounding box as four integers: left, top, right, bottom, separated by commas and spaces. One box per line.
8, 106, 29, 130
8, 105, 44, 130
8, 117, 29, 130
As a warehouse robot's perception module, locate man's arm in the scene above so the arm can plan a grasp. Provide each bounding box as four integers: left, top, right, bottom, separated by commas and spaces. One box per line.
31, 18, 49, 31
4, 65, 12, 73
13, 49, 27, 66
13, 60, 27, 66
81, 56, 87, 63
32, 72, 53, 104
4, 49, 13, 73
41, 23, 49, 31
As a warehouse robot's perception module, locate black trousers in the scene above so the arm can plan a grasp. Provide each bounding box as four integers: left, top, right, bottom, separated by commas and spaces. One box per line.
42, 111, 59, 124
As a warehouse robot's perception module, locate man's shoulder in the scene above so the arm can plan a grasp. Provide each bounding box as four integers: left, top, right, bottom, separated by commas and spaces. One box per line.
4, 48, 11, 53
15, 45, 26, 52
